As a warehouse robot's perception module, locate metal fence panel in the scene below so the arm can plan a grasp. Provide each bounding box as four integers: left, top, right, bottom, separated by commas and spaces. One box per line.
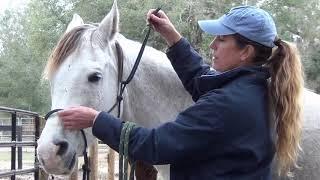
0, 106, 40, 180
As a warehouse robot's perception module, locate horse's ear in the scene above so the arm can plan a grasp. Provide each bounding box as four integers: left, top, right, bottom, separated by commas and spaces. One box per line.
66, 14, 84, 33
97, 0, 119, 42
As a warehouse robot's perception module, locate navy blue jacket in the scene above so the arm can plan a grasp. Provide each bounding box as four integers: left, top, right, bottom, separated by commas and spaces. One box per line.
92, 38, 275, 180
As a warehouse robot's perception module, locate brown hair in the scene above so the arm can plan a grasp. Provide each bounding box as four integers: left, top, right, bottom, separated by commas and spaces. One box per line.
234, 33, 304, 176
43, 26, 91, 80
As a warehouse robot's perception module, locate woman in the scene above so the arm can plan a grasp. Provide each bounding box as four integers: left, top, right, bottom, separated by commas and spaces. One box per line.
59, 6, 303, 179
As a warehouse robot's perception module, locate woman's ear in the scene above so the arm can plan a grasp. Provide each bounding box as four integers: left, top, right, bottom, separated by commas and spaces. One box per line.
240, 45, 255, 62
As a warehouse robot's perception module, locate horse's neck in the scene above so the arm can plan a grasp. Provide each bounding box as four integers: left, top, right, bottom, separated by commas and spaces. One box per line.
116, 34, 193, 128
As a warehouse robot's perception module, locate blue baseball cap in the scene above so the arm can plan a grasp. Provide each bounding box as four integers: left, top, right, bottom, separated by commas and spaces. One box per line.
198, 6, 277, 48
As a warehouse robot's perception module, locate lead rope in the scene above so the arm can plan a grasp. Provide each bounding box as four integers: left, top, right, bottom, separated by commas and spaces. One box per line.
119, 122, 136, 180
80, 130, 90, 180
116, 7, 162, 180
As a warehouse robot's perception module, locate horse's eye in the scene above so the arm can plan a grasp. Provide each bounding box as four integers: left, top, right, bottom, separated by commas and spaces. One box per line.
88, 72, 102, 82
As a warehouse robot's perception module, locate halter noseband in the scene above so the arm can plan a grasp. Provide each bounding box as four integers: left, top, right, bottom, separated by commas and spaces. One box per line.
44, 109, 90, 180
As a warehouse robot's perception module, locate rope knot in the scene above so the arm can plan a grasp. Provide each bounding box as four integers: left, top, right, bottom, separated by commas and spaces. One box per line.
117, 95, 123, 101
82, 164, 91, 172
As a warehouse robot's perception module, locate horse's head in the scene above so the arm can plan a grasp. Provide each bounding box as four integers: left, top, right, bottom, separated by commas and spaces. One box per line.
37, 1, 120, 175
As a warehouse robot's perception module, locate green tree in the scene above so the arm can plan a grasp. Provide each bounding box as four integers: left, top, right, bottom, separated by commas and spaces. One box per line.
261, 0, 320, 92
305, 49, 320, 92
0, 10, 40, 111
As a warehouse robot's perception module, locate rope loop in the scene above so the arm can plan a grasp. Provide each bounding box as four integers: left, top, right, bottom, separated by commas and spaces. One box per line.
119, 121, 137, 180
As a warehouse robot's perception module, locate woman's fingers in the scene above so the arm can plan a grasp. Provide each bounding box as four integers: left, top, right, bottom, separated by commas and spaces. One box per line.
147, 10, 168, 27
58, 109, 73, 117
63, 121, 75, 130
58, 106, 98, 130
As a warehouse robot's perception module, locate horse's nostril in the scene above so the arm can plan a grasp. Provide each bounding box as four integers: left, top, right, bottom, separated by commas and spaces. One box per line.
53, 139, 69, 156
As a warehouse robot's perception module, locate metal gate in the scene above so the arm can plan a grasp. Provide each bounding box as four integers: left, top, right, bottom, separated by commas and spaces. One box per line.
0, 106, 40, 180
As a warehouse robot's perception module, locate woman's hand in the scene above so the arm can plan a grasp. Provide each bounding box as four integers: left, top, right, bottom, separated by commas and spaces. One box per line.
147, 9, 182, 46
58, 106, 99, 130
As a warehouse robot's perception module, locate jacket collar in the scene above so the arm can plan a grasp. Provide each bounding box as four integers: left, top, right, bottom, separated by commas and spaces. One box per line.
196, 65, 270, 92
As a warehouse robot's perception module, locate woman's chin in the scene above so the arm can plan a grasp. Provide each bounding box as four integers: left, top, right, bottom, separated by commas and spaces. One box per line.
212, 64, 221, 72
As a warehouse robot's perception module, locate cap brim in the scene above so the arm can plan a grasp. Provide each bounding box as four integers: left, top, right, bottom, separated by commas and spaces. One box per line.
198, 19, 235, 36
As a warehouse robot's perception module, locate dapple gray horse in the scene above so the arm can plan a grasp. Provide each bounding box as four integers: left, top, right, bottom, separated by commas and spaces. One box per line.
37, 1, 320, 179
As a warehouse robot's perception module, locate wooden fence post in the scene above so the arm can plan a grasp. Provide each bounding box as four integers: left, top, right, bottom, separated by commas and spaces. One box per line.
108, 149, 115, 180
89, 140, 98, 180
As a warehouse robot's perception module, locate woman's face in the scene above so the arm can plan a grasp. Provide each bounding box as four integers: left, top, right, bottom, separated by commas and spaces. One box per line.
210, 35, 247, 72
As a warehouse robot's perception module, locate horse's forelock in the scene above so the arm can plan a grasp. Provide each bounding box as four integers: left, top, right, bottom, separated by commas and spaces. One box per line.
43, 25, 95, 80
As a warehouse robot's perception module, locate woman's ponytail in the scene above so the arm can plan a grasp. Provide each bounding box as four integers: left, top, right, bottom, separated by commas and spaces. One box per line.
268, 39, 304, 175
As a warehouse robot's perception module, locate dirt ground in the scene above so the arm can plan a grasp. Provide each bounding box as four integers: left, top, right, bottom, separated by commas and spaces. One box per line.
0, 144, 119, 180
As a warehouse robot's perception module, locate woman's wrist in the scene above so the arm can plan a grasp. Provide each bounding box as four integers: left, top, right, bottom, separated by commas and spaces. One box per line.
165, 29, 182, 47
92, 111, 101, 125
